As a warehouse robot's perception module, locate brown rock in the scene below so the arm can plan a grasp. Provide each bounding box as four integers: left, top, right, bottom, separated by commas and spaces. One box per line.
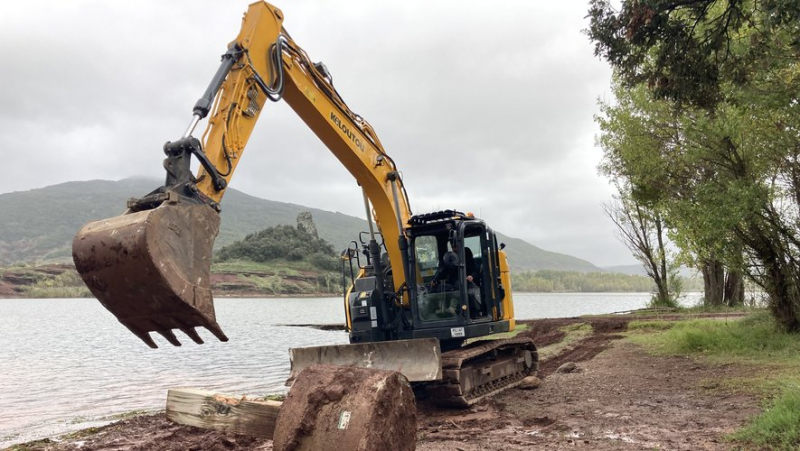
273, 364, 416, 451
518, 376, 542, 390
556, 362, 578, 373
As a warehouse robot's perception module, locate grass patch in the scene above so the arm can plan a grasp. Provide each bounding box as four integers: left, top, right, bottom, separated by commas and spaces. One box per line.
213, 259, 315, 275
627, 320, 676, 331
626, 311, 800, 449
243, 274, 284, 295
680, 304, 761, 314
628, 312, 800, 361
212, 259, 341, 296
536, 323, 592, 361
561, 322, 592, 332
4, 265, 92, 298
20, 285, 91, 298
732, 385, 800, 450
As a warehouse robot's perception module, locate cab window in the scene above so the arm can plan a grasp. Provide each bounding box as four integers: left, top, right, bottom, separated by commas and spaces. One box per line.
413, 234, 459, 321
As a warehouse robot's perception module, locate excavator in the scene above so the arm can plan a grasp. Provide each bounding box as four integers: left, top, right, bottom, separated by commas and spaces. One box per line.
72, 1, 537, 408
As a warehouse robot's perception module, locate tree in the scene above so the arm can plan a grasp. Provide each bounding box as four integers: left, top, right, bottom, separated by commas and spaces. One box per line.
603, 187, 680, 306
589, 0, 800, 329
587, 0, 800, 109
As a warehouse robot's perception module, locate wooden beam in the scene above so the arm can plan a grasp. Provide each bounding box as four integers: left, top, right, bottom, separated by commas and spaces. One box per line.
166, 388, 282, 439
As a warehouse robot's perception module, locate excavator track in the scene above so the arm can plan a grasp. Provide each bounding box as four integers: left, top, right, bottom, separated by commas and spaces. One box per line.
428, 336, 538, 407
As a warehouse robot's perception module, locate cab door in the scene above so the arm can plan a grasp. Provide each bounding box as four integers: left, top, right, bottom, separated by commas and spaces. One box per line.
462, 223, 502, 321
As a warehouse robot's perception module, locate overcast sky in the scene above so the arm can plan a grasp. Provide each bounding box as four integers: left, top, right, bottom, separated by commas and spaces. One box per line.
0, 1, 636, 267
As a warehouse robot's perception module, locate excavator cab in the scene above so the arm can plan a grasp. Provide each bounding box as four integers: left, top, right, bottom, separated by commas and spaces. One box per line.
344, 211, 511, 351
406, 212, 508, 343
414, 232, 487, 322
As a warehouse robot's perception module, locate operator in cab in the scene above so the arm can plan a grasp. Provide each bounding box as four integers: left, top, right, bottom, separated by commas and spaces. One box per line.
430, 241, 483, 318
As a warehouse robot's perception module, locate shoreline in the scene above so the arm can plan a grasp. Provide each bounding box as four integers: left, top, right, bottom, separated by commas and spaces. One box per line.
5, 311, 769, 450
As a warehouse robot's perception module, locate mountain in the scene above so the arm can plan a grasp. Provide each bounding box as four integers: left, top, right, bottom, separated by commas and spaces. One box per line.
602, 264, 702, 279
494, 234, 600, 272
602, 264, 648, 276
0, 178, 601, 272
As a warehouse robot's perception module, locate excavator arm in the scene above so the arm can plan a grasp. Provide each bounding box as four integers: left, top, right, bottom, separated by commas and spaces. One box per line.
72, 1, 412, 348
195, 2, 412, 293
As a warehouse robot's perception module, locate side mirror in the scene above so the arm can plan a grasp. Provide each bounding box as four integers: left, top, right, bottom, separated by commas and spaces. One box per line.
499, 243, 506, 250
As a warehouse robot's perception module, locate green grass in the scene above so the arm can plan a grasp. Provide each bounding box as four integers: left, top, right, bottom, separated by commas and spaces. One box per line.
627, 320, 677, 331
211, 259, 341, 296
535, 323, 593, 361
5, 265, 92, 298
20, 286, 91, 298
628, 312, 800, 359
212, 259, 309, 274
628, 311, 800, 449
680, 303, 761, 314
732, 385, 800, 450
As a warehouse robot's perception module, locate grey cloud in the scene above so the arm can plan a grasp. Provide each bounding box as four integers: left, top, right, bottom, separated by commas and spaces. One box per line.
0, 0, 635, 267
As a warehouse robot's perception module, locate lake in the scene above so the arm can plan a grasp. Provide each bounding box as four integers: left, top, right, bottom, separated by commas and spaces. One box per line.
0, 292, 700, 446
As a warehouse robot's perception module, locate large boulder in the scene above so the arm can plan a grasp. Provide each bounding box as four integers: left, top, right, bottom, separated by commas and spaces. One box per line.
273, 365, 416, 451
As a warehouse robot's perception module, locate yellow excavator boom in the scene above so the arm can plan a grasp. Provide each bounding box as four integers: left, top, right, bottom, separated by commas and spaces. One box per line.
73, 1, 412, 347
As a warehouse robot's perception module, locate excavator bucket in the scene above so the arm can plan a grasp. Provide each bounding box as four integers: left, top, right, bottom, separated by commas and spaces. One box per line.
286, 338, 443, 384
72, 202, 228, 348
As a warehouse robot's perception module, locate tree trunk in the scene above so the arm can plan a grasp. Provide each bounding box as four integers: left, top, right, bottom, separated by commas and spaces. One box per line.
701, 259, 725, 307
723, 270, 744, 306
743, 225, 800, 332
652, 213, 674, 306
764, 258, 800, 332
654, 276, 670, 305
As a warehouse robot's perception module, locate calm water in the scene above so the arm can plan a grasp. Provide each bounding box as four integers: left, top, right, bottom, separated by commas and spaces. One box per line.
0, 293, 700, 446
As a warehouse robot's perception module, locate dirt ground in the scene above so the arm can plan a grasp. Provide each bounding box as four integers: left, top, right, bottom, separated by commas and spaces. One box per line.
8, 314, 760, 451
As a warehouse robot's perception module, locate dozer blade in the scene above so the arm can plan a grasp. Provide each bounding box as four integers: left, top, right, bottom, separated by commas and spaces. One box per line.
287, 338, 443, 385
72, 202, 228, 348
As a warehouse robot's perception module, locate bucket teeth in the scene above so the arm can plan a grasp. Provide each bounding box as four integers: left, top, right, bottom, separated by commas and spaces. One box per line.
205, 323, 230, 343
180, 327, 205, 345
157, 329, 183, 347
130, 327, 159, 349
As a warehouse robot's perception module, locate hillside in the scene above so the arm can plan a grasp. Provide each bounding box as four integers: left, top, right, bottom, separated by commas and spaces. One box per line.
0, 178, 601, 272
495, 234, 599, 272
0, 178, 365, 265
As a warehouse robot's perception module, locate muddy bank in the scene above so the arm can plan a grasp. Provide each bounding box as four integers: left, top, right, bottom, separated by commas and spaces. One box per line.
6, 313, 759, 450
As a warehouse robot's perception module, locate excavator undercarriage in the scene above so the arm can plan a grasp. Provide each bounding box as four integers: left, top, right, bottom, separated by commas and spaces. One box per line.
432, 337, 538, 407
286, 336, 538, 407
